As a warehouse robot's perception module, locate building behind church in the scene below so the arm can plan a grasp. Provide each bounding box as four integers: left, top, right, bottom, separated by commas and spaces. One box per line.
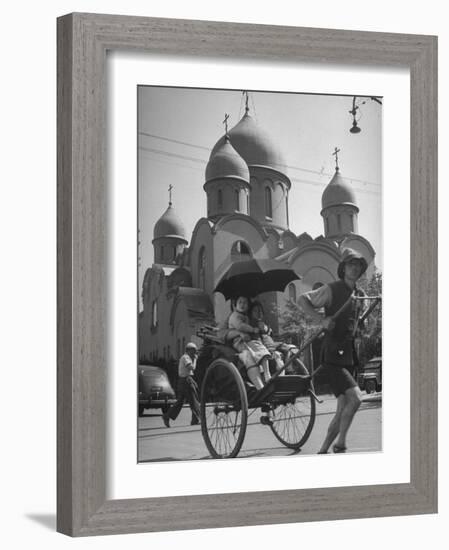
139, 100, 376, 365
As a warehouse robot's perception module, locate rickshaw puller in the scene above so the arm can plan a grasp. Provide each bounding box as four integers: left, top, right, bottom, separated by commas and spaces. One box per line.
298, 249, 367, 454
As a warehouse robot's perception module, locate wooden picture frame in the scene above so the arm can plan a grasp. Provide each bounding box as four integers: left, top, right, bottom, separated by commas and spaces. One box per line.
57, 12, 437, 536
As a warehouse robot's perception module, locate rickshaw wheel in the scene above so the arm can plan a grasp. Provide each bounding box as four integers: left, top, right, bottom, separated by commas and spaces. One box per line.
270, 392, 316, 449
200, 358, 248, 459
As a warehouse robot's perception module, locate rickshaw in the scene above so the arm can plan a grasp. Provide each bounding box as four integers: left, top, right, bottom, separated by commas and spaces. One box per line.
196, 258, 382, 459
196, 324, 317, 458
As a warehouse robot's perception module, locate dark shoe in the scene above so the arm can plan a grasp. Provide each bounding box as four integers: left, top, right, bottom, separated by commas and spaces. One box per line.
260, 415, 273, 426
317, 450, 328, 454
190, 419, 200, 426
162, 412, 170, 428
332, 443, 347, 453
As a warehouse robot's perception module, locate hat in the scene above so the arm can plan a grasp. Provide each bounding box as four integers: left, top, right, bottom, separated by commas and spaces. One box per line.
185, 342, 198, 351
337, 248, 368, 279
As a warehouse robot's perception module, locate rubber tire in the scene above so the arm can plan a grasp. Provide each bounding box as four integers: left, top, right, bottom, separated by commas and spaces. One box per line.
200, 359, 248, 459
365, 380, 377, 394
270, 392, 316, 449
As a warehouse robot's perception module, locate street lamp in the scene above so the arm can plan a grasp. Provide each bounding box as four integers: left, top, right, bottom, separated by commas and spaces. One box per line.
349, 96, 382, 134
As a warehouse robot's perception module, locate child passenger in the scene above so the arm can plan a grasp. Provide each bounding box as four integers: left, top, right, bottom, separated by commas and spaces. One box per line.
249, 301, 310, 377
249, 301, 285, 373
227, 296, 271, 390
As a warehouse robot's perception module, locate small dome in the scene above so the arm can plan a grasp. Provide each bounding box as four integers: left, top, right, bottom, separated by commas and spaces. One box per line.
205, 137, 249, 182
321, 169, 357, 210
153, 204, 187, 240
210, 112, 286, 172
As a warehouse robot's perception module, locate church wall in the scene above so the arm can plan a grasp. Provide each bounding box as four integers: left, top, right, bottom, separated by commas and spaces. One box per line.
248, 167, 289, 229
322, 206, 358, 238
265, 230, 282, 258
153, 236, 185, 265
282, 232, 299, 252
205, 178, 250, 219
213, 218, 268, 283
139, 269, 177, 362
289, 249, 338, 293
189, 222, 214, 293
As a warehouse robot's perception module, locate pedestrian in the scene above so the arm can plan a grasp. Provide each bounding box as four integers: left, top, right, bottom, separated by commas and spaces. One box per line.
162, 342, 201, 427
298, 248, 367, 453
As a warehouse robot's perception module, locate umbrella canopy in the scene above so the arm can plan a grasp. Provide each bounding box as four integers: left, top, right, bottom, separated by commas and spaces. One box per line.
214, 258, 300, 300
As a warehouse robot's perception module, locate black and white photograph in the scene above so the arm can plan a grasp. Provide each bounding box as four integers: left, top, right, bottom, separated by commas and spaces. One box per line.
137, 86, 383, 462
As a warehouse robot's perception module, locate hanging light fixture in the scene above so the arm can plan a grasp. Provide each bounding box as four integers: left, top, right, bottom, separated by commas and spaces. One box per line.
349, 96, 361, 134
350, 119, 361, 134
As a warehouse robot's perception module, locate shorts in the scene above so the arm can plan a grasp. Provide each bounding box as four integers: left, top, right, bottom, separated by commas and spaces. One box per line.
322, 364, 357, 397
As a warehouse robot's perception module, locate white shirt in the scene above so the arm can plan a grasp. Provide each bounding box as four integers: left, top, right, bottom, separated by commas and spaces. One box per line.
178, 353, 196, 378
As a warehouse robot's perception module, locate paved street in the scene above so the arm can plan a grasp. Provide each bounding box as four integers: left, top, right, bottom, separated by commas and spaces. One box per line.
138, 392, 382, 462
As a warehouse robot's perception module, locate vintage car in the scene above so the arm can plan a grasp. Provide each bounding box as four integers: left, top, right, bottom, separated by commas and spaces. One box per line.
357, 357, 382, 394
138, 365, 176, 416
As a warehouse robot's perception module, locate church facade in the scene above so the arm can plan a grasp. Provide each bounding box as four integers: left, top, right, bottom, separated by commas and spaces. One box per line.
139, 103, 376, 364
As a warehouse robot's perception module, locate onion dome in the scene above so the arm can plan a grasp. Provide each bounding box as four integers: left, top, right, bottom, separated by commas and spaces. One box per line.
210, 112, 286, 172
321, 169, 358, 210
153, 203, 187, 241
205, 136, 249, 182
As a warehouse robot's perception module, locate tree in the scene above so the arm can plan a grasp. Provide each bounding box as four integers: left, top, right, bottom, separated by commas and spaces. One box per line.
278, 270, 383, 366
356, 270, 383, 363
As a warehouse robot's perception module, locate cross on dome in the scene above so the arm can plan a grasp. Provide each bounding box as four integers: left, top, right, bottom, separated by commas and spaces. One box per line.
332, 147, 341, 171
243, 90, 250, 114
223, 113, 230, 136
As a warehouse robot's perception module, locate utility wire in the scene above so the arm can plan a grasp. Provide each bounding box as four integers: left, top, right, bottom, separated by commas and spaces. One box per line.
139, 142, 380, 193
139, 132, 380, 188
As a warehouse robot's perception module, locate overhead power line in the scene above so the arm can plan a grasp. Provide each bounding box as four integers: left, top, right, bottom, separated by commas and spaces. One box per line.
139, 137, 381, 193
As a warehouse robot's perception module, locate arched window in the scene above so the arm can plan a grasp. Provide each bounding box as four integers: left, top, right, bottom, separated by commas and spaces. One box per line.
152, 299, 158, 327
231, 240, 251, 258
172, 245, 177, 261
337, 213, 341, 232
160, 245, 164, 261
198, 246, 206, 290
265, 187, 272, 218
234, 189, 240, 211
246, 192, 250, 213
217, 189, 223, 209
288, 283, 297, 303
349, 213, 354, 232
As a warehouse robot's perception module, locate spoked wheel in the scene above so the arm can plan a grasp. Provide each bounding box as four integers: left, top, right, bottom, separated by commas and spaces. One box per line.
200, 359, 248, 458
270, 392, 316, 449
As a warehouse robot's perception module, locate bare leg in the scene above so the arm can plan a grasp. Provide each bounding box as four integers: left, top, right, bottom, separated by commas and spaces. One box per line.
246, 364, 264, 390
261, 358, 271, 382
334, 386, 362, 449
318, 395, 346, 453
273, 351, 285, 375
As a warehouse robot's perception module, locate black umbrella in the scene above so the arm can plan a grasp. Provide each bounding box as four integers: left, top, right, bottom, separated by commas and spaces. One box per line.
214, 258, 300, 300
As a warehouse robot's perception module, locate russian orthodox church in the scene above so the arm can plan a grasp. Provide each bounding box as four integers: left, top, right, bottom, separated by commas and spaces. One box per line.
139, 98, 376, 363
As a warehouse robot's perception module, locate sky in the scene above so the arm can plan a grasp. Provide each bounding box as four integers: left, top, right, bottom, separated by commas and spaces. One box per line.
138, 86, 382, 286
